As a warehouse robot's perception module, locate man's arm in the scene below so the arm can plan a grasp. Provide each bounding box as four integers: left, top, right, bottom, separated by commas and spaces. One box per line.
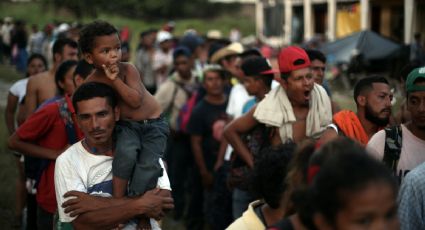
8, 132, 64, 160
8, 103, 67, 160
56, 154, 173, 229
66, 190, 173, 230
214, 138, 228, 171
331, 100, 340, 115
23, 76, 38, 119
318, 127, 338, 146
191, 135, 213, 189
5, 93, 19, 135
223, 106, 259, 168
104, 63, 145, 109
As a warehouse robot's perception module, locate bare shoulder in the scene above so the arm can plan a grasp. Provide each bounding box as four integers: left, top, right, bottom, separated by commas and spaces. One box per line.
237, 105, 259, 127
28, 71, 49, 85
84, 69, 108, 84
27, 71, 50, 90
119, 62, 141, 82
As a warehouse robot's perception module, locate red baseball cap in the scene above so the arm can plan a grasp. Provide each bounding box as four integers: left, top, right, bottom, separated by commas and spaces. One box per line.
278, 46, 311, 74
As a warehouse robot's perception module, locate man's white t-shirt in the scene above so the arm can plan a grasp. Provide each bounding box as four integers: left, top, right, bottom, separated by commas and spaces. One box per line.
367, 124, 425, 179
226, 83, 251, 119
225, 83, 252, 160
54, 141, 171, 228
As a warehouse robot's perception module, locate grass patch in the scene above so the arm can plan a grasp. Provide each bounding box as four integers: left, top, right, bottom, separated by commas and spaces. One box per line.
0, 2, 255, 36
0, 65, 23, 83
0, 107, 18, 229
0, 1, 255, 61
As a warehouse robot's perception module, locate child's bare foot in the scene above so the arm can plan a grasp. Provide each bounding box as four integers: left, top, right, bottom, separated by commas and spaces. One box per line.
137, 217, 151, 230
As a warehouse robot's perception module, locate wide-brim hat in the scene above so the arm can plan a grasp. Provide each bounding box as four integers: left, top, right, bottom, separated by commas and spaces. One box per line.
210, 42, 244, 64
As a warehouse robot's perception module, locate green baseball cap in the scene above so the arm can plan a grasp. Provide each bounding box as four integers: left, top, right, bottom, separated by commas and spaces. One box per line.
406, 67, 425, 92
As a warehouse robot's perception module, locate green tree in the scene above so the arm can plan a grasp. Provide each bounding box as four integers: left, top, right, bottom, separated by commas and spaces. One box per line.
43, 0, 216, 19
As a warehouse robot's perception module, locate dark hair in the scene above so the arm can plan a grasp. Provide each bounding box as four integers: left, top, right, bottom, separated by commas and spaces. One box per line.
284, 139, 325, 216
248, 74, 273, 89
55, 60, 78, 95
204, 68, 227, 80
306, 49, 326, 63
72, 82, 118, 113
353, 76, 389, 105
294, 138, 398, 229
14, 19, 25, 28
27, 53, 47, 67
26, 53, 48, 77
74, 59, 94, 80
285, 139, 316, 205
52, 38, 78, 56
250, 143, 295, 209
140, 29, 157, 38
208, 42, 228, 63
399, 62, 422, 82
261, 74, 274, 88
280, 73, 290, 80
79, 21, 118, 54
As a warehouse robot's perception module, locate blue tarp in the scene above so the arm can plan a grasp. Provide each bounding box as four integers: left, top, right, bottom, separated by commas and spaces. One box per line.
320, 30, 401, 64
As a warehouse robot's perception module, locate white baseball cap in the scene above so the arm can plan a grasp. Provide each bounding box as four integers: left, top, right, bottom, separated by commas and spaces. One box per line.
156, 30, 173, 44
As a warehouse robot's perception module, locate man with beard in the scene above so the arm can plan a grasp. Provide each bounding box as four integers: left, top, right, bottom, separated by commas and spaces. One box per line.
320, 76, 392, 146
367, 67, 425, 179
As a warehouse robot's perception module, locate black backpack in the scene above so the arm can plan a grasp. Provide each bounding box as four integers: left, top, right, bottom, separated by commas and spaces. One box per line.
383, 125, 403, 172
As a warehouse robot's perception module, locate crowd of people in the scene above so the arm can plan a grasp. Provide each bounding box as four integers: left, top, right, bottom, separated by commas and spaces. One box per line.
2, 16, 425, 230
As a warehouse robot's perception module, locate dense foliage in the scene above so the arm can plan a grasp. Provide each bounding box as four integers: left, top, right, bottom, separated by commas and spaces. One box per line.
44, 0, 240, 19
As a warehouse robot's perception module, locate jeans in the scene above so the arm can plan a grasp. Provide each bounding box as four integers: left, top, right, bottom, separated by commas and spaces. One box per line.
112, 116, 169, 196
211, 162, 233, 230
167, 133, 193, 220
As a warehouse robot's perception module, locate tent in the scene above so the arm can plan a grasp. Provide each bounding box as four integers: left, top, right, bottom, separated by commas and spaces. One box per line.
320, 30, 402, 65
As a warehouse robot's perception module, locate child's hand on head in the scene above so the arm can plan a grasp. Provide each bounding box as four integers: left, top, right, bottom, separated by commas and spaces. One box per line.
102, 63, 119, 81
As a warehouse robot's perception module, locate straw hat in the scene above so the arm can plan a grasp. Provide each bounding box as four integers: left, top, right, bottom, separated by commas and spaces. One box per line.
210, 42, 244, 64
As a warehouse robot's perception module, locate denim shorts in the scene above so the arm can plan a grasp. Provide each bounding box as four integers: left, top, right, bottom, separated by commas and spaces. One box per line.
112, 115, 169, 196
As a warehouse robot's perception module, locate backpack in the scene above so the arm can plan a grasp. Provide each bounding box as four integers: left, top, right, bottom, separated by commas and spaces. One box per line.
383, 125, 403, 172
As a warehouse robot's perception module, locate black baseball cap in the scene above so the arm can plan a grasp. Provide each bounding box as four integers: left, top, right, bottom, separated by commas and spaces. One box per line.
241, 56, 277, 77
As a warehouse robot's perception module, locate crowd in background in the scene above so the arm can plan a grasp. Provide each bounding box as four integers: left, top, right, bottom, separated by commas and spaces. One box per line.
1, 16, 425, 230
